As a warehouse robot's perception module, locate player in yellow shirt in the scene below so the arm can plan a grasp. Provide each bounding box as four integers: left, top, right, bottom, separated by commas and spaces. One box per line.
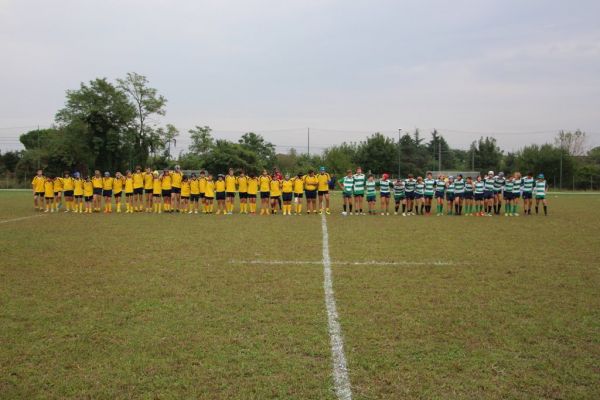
303, 169, 319, 214
132, 166, 144, 212
102, 172, 114, 213
198, 170, 208, 212
281, 174, 294, 215
83, 175, 94, 213
161, 169, 172, 212
31, 169, 46, 211
152, 171, 162, 213
258, 169, 272, 215
170, 165, 183, 212
236, 170, 249, 214
112, 172, 125, 213
180, 175, 191, 214
189, 173, 200, 214
291, 172, 304, 215
269, 174, 282, 214
92, 170, 103, 212
61, 171, 75, 212
246, 173, 259, 214
43, 176, 55, 212
317, 166, 332, 215
53, 174, 64, 211
204, 175, 215, 214
143, 167, 154, 212
215, 174, 227, 215
225, 168, 237, 214
124, 170, 135, 213
73, 172, 85, 213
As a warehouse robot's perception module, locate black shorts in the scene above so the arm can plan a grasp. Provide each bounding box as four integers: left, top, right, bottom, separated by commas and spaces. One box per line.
84, 196, 93, 202
181, 195, 189, 200
435, 192, 444, 199
75, 195, 83, 199
464, 192, 473, 199
63, 190, 74, 197
343, 192, 352, 198
318, 190, 329, 196
405, 192, 415, 199
474, 193, 484, 201
114, 191, 122, 198
205, 196, 214, 201
54, 192, 61, 196
394, 196, 405, 203
171, 187, 181, 194
145, 188, 153, 194
260, 191, 270, 199
414, 193, 423, 199
446, 193, 455, 201
239, 192, 248, 199
153, 193, 161, 198
354, 193, 364, 198
380, 192, 390, 198
248, 194, 257, 199
134, 187, 143, 195
191, 194, 200, 202
103, 189, 112, 197
199, 193, 205, 198
162, 189, 171, 197
454, 193, 464, 199
424, 194, 433, 199
305, 189, 317, 199
294, 193, 304, 199
282, 193, 293, 202
522, 192, 532, 199
512, 192, 521, 199
93, 188, 102, 196
216, 192, 226, 200
35, 191, 44, 197
484, 191, 494, 200
126, 192, 134, 197
271, 195, 281, 200
45, 196, 54, 200
226, 192, 236, 198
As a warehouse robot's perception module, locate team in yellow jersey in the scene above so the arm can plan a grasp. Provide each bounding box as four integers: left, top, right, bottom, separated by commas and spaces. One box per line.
30, 166, 335, 216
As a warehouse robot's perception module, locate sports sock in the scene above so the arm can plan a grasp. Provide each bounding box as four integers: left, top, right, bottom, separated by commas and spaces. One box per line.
544, 205, 547, 215
402, 204, 406, 213
348, 204, 352, 212
535, 206, 539, 214
343, 204, 347, 212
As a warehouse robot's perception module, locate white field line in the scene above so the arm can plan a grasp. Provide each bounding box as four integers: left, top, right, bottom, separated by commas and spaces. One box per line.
0, 214, 46, 224
230, 259, 455, 267
321, 213, 352, 400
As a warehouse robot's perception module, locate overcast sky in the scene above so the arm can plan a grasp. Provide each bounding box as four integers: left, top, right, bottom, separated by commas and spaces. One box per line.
1, 0, 599, 153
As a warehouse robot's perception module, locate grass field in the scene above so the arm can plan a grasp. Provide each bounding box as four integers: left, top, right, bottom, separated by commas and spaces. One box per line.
1, 190, 599, 399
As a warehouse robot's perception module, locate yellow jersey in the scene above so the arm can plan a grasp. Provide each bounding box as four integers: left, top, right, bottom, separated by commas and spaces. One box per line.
161, 174, 172, 190
304, 175, 318, 191
53, 178, 63, 192
247, 178, 258, 195
171, 171, 182, 188
153, 178, 162, 195
237, 176, 248, 193
205, 180, 215, 197
259, 175, 271, 192
282, 179, 293, 193
32, 176, 45, 192
133, 172, 144, 189
225, 175, 237, 192
62, 177, 74, 191
317, 173, 331, 191
44, 181, 54, 197
181, 181, 191, 197
143, 172, 154, 190
270, 180, 282, 196
125, 177, 134, 193
83, 181, 93, 197
92, 176, 103, 189
190, 179, 200, 195
198, 177, 207, 194
215, 180, 226, 193
73, 178, 84, 196
102, 177, 114, 190
292, 177, 304, 194
113, 177, 124, 193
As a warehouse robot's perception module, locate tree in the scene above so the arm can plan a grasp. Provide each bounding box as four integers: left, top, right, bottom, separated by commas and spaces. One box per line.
516, 144, 573, 187
555, 130, 587, 156
55, 78, 137, 172
322, 142, 357, 174
117, 73, 167, 166
157, 124, 179, 161
354, 133, 397, 174
472, 137, 503, 174
188, 126, 214, 156
0, 151, 22, 173
239, 132, 276, 170
203, 140, 259, 174
427, 130, 453, 171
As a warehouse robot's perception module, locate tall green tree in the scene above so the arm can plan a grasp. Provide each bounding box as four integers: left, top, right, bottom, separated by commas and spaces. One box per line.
188, 126, 214, 156
322, 142, 357, 174
355, 133, 397, 174
472, 137, 503, 174
239, 132, 276, 170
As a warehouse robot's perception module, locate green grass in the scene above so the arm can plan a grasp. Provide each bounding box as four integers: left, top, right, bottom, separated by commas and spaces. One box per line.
1, 191, 599, 399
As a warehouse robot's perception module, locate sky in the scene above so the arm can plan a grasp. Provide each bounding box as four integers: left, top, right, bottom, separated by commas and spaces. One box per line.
1, 0, 599, 154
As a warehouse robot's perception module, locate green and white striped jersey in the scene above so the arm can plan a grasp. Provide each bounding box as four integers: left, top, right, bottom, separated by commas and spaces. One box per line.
366, 180, 376, 197
534, 180, 546, 197
378, 179, 392, 194
393, 180, 406, 198
435, 179, 446, 193
424, 178, 435, 195
404, 178, 416, 193
512, 178, 522, 194
465, 181, 474, 192
446, 182, 455, 193
493, 176, 505, 192
504, 180, 514, 192
353, 174, 366, 194
522, 177, 534, 192
484, 177, 495, 191
454, 179, 465, 193
415, 182, 425, 195
475, 181, 485, 194
339, 176, 354, 194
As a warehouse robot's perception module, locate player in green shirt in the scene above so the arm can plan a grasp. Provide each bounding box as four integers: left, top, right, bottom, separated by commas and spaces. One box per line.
366, 175, 377, 215
338, 169, 354, 216
522, 172, 535, 215
503, 175, 515, 216
534, 174, 548, 215
378, 173, 392, 215
353, 167, 366, 215
424, 172, 435, 215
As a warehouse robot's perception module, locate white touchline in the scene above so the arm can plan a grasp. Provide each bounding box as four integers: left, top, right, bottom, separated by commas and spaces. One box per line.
321, 213, 353, 400
230, 259, 455, 267
0, 214, 46, 224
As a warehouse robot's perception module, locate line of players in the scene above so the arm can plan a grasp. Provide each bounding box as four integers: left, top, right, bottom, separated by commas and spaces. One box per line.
30, 166, 549, 216
337, 169, 548, 216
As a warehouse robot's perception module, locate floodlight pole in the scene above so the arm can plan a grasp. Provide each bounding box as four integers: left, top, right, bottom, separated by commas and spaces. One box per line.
397, 128, 402, 178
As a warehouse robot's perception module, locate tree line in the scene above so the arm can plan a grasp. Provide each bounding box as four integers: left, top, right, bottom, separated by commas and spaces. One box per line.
1, 73, 599, 189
